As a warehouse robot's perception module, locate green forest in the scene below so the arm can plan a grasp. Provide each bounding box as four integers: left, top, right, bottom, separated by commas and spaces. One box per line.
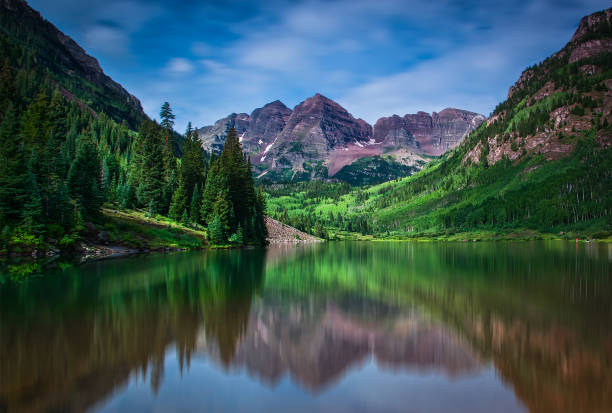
0, 62, 266, 253
266, 51, 612, 240
1, 0, 611, 260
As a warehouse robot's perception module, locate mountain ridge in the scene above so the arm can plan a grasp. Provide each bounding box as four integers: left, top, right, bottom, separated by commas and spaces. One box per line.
196, 94, 484, 183
267, 6, 611, 239
0, 0, 146, 128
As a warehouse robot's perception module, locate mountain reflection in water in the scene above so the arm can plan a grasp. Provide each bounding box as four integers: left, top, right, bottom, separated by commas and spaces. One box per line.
0, 241, 611, 413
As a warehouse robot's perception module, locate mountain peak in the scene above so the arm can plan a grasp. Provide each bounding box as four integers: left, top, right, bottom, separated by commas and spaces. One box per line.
263, 99, 289, 109
570, 8, 612, 44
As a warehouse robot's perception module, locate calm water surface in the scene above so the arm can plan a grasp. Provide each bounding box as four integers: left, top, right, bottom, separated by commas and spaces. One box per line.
1, 241, 611, 412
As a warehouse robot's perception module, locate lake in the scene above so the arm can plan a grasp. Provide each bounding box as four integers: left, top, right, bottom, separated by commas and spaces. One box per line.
1, 241, 611, 412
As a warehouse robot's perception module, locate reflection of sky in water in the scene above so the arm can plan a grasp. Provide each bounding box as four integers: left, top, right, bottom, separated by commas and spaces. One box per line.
1, 241, 611, 412
98, 352, 525, 413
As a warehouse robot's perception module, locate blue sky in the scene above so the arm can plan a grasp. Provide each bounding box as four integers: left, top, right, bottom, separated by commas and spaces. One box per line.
29, 0, 611, 131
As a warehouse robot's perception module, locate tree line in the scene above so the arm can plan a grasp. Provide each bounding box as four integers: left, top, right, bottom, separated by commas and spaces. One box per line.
0, 57, 266, 251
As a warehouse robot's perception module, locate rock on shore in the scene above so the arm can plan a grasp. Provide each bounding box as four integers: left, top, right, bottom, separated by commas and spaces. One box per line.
265, 217, 321, 243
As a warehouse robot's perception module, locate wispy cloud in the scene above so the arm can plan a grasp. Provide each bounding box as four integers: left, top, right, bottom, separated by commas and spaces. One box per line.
165, 58, 196, 76
28, 0, 612, 129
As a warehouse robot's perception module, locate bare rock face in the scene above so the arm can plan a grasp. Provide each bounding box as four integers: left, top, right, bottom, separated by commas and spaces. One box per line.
373, 109, 485, 156
569, 39, 612, 64
280, 93, 372, 150
570, 8, 612, 44
197, 94, 484, 182
249, 100, 292, 142
268, 94, 372, 171
197, 113, 251, 154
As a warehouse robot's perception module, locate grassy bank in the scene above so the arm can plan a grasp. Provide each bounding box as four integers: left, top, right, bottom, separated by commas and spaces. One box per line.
100, 208, 207, 250
326, 227, 612, 242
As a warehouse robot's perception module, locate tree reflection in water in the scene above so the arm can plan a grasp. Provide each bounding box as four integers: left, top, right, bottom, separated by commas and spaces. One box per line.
0, 241, 610, 413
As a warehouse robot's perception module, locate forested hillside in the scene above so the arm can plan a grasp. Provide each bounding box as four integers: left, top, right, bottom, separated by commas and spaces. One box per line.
0, 0, 146, 128
267, 8, 612, 240
0, 0, 267, 255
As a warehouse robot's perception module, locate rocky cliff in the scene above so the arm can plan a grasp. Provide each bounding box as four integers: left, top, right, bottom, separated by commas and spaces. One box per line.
197, 94, 484, 183
373, 108, 486, 156
463, 7, 612, 167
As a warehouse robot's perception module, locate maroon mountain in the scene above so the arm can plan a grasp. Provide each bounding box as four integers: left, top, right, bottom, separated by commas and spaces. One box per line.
373, 109, 486, 156
196, 94, 485, 181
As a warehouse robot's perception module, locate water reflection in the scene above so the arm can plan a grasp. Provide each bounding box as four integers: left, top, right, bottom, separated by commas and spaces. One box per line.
0, 241, 611, 412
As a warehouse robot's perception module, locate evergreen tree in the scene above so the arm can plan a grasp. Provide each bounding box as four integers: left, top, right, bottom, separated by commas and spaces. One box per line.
168, 182, 188, 221
207, 214, 224, 245
0, 58, 16, 119
200, 159, 224, 226
160, 102, 175, 131
135, 120, 165, 213
180, 209, 190, 226
23, 155, 44, 234
0, 105, 28, 226
210, 189, 232, 244
189, 184, 202, 225
180, 122, 206, 201
68, 136, 103, 221
159, 102, 177, 182
21, 90, 49, 148
199, 127, 268, 246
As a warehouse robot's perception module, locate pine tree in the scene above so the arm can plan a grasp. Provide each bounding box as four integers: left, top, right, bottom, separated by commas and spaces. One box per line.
253, 188, 268, 245
68, 136, 103, 221
168, 182, 187, 221
160, 102, 175, 130
200, 159, 224, 226
235, 223, 244, 245
0, 105, 28, 227
207, 213, 224, 245
135, 120, 165, 213
23, 156, 44, 235
189, 183, 202, 225
180, 123, 205, 201
0, 58, 16, 119
21, 90, 49, 148
208, 189, 231, 244
159, 102, 177, 187
199, 127, 268, 245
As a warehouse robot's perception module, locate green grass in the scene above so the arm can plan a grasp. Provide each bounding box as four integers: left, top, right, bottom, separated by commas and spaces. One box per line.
101, 207, 206, 250
265, 139, 611, 241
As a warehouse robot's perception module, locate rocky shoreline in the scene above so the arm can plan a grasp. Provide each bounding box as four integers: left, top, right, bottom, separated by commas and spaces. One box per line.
265, 217, 321, 243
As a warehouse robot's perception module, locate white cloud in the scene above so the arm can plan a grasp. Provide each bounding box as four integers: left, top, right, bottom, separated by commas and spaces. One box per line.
84, 25, 129, 56
165, 58, 196, 76
239, 37, 310, 71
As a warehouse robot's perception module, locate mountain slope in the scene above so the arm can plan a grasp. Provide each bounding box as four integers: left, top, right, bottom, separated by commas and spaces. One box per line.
0, 0, 146, 128
197, 95, 484, 184
267, 7, 612, 238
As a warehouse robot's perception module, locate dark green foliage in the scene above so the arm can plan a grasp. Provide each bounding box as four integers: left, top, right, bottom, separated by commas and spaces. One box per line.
0, 105, 28, 226
189, 184, 202, 225
0, 6, 190, 251
134, 120, 167, 214
169, 184, 188, 222
179, 123, 206, 206
159, 102, 175, 131
67, 137, 103, 221
207, 213, 225, 245
201, 127, 267, 245
0, 1, 146, 128
22, 159, 44, 235
334, 156, 419, 186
